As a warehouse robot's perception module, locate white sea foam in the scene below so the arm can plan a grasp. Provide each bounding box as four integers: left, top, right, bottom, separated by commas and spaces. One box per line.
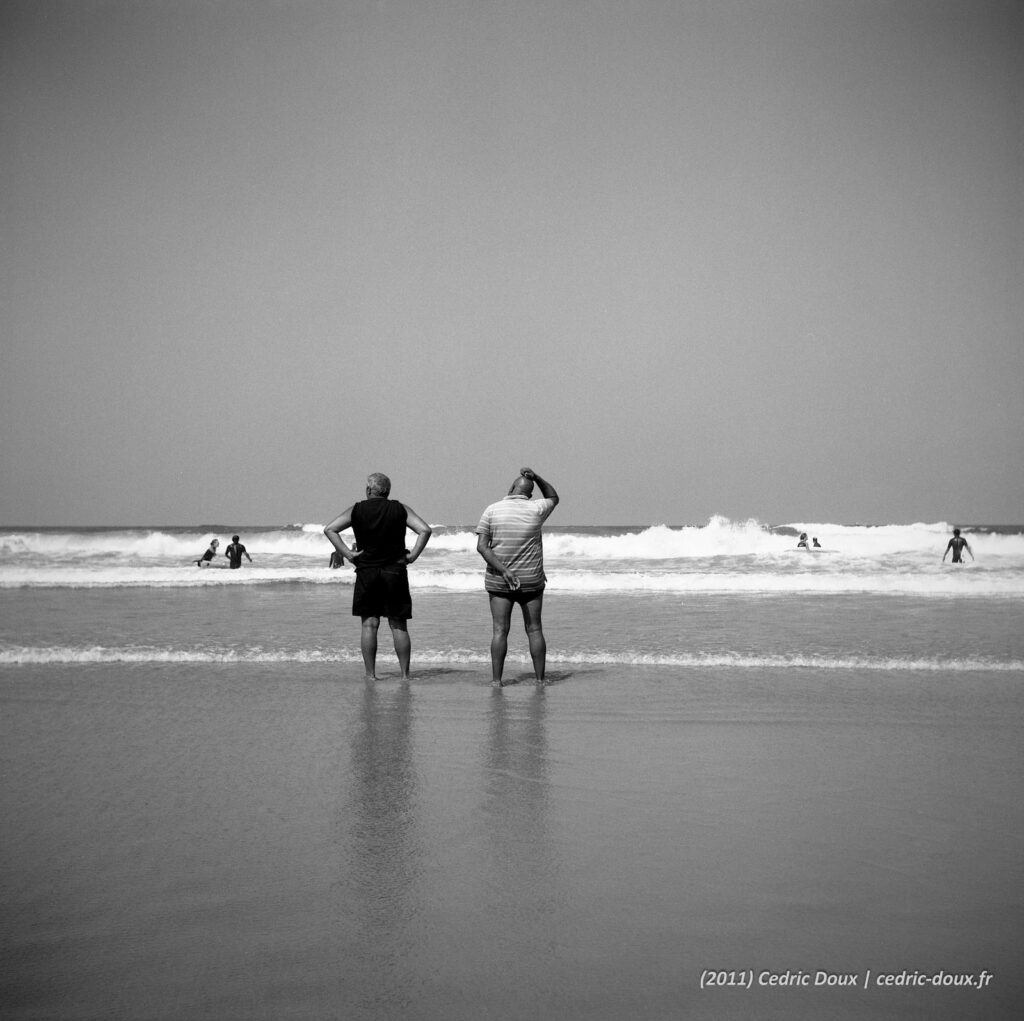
2, 520, 1022, 595
7, 518, 1022, 561
1, 564, 1020, 596
2, 644, 1020, 672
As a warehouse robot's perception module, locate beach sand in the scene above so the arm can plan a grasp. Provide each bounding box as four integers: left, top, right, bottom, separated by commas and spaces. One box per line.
2, 663, 1021, 1019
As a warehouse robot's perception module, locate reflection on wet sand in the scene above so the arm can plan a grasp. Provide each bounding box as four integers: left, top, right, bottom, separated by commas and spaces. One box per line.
340, 681, 422, 1014
481, 686, 561, 949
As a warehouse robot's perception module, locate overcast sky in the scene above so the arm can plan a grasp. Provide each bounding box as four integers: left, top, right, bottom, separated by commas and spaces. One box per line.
2, 0, 1021, 526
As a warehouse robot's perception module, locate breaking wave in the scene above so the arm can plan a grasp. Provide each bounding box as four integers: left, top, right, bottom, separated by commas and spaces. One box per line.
2, 519, 1023, 596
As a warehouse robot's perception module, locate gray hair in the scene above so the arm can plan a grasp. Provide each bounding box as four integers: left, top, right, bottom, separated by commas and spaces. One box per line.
366, 472, 391, 497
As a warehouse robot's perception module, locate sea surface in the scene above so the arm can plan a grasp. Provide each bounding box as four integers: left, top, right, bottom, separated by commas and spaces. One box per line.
2, 518, 1023, 671
2, 519, 1022, 1019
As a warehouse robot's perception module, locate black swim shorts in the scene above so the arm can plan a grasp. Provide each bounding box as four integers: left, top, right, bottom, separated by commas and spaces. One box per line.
352, 564, 412, 619
488, 585, 544, 605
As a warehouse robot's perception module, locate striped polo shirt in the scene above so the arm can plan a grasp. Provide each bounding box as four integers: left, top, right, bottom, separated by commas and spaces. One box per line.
476, 495, 557, 593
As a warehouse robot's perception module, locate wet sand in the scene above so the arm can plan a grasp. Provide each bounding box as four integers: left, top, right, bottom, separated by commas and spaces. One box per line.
1, 663, 1021, 1019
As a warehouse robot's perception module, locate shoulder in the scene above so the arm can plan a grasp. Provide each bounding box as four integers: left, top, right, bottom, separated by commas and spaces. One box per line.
475, 500, 501, 528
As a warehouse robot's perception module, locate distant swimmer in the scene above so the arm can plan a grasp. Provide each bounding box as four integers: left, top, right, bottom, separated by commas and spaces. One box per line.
195, 538, 219, 567
225, 535, 252, 569
797, 533, 810, 549
942, 528, 974, 564
329, 542, 357, 568
812, 537, 821, 548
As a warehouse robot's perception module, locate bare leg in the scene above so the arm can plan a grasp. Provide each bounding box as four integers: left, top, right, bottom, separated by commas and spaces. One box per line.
388, 617, 411, 678
488, 593, 515, 685
520, 591, 546, 682
360, 616, 380, 679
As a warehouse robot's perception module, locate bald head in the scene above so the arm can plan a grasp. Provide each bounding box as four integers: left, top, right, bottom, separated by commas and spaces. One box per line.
508, 474, 534, 497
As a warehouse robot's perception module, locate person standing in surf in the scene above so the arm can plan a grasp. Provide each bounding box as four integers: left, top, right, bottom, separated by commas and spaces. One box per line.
476, 467, 559, 686
942, 527, 974, 564
324, 473, 432, 680
225, 535, 252, 569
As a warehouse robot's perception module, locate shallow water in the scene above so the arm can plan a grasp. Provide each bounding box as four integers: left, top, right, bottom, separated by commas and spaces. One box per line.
2, 525, 1021, 1018
1, 662, 1021, 1019
2, 585, 1022, 675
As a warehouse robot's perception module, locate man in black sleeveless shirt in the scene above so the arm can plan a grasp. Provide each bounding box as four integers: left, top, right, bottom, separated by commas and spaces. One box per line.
324, 473, 432, 679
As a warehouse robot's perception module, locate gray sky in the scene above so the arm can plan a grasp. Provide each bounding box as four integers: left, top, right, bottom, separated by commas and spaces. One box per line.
3, 0, 1021, 526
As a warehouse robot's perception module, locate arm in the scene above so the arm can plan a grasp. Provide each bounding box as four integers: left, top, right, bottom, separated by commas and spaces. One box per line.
476, 532, 521, 590
520, 467, 559, 507
245, 549, 253, 563
402, 506, 432, 564
965, 542, 975, 562
324, 506, 360, 562
942, 540, 951, 562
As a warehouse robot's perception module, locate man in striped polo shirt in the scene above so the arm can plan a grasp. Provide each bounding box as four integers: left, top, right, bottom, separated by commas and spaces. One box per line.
475, 467, 559, 685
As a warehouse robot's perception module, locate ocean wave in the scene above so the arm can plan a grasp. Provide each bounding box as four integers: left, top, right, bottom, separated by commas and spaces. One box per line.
0, 567, 350, 589
4, 519, 1023, 562
0, 527, 335, 560
2, 644, 1020, 672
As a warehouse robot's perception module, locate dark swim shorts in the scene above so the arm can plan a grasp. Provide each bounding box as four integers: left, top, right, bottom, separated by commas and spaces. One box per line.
489, 585, 544, 605
352, 564, 412, 619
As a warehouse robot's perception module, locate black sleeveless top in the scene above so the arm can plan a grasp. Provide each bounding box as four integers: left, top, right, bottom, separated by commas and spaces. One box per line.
351, 498, 408, 567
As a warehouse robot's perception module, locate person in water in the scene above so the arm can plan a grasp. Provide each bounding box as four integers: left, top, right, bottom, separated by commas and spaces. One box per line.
225, 535, 252, 569
323, 473, 432, 680
942, 528, 974, 564
812, 537, 821, 548
476, 467, 559, 685
797, 533, 810, 549
195, 538, 219, 566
